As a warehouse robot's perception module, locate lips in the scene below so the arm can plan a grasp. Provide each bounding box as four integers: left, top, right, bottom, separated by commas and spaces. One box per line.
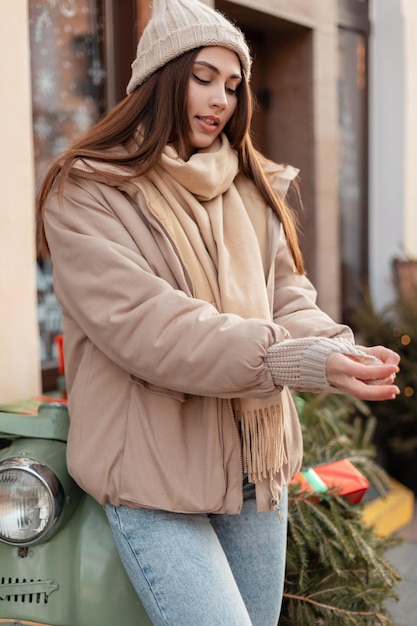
197, 116, 219, 127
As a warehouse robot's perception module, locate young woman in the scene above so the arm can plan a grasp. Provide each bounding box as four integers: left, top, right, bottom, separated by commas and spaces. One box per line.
37, 1, 400, 624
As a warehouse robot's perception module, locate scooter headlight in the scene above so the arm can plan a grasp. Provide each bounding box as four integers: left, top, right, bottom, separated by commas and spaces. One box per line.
0, 457, 64, 545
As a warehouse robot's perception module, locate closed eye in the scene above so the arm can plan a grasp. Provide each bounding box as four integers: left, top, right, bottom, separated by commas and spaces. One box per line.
192, 73, 210, 85
193, 74, 239, 95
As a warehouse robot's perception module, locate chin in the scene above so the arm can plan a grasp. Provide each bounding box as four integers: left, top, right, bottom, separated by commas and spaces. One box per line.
192, 138, 219, 151
188, 130, 221, 152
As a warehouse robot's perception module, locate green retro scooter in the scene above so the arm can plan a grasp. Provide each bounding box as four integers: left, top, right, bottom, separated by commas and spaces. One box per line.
0, 400, 152, 626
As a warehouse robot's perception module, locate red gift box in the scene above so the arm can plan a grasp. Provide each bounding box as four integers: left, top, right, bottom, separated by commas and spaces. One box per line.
291, 459, 370, 504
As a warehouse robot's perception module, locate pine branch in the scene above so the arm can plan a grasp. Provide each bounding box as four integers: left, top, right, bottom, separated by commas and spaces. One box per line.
282, 591, 395, 625
280, 392, 402, 625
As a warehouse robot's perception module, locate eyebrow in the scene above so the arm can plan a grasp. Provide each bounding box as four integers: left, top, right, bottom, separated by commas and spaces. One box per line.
194, 60, 242, 80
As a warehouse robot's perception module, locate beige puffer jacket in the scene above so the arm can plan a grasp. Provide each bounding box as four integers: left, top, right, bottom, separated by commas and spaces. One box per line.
44, 155, 353, 513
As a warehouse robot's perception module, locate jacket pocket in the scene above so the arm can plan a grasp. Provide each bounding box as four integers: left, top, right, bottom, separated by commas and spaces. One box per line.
119, 389, 227, 513
129, 373, 187, 403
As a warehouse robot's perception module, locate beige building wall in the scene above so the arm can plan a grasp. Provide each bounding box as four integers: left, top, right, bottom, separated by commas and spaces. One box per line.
403, 0, 417, 258
0, 1, 41, 402
370, 0, 417, 308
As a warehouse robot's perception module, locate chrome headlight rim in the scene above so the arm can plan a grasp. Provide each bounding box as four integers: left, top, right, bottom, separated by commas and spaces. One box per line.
0, 456, 64, 546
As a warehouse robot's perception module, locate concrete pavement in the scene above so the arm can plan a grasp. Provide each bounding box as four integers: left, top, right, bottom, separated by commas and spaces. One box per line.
385, 503, 417, 625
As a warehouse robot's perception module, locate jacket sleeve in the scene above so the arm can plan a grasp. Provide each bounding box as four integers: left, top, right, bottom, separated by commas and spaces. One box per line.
264, 161, 354, 343
44, 175, 284, 399
272, 228, 354, 342
265, 336, 378, 392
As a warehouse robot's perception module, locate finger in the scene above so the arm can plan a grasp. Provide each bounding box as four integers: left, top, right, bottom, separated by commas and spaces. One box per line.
345, 358, 399, 383
326, 353, 398, 391
357, 364, 399, 383
365, 346, 401, 366
366, 371, 397, 386
345, 380, 400, 401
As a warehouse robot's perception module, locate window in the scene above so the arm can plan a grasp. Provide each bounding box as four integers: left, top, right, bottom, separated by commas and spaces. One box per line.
338, 0, 369, 324
29, 0, 136, 389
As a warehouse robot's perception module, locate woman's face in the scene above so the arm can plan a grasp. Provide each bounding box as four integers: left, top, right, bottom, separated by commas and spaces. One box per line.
184, 46, 242, 156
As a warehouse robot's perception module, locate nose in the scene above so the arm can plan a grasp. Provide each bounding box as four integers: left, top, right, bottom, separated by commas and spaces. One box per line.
210, 86, 228, 110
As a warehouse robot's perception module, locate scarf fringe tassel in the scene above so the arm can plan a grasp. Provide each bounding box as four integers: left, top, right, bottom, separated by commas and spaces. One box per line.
236, 404, 287, 484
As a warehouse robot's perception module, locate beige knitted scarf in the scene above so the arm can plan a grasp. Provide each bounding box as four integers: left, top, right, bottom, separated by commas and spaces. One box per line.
135, 134, 286, 485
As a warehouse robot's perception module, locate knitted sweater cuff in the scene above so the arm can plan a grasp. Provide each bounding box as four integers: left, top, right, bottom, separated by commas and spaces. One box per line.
265, 337, 376, 393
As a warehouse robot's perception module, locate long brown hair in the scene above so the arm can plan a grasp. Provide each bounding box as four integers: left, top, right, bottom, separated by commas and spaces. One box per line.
37, 47, 304, 273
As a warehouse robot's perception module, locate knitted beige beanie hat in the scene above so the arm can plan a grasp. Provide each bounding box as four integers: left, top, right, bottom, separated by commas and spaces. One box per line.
126, 0, 251, 94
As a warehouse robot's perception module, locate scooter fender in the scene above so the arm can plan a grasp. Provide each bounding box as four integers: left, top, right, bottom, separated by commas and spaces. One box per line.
0, 409, 152, 626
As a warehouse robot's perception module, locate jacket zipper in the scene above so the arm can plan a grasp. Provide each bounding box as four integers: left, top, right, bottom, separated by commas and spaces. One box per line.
228, 398, 244, 513
72, 163, 95, 174
270, 488, 284, 522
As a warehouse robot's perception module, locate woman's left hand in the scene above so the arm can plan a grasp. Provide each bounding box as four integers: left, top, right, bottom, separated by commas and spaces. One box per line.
325, 345, 400, 401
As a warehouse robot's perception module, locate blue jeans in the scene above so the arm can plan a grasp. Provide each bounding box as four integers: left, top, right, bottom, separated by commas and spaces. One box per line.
104, 489, 288, 626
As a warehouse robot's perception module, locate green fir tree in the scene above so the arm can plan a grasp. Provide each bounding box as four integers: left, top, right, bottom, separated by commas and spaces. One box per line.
280, 393, 401, 625
353, 285, 417, 493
